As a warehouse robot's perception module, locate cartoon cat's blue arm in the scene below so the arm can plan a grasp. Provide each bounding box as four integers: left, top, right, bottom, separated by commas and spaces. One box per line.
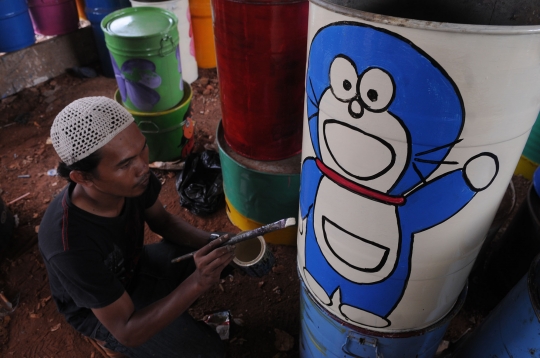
300, 157, 323, 219
399, 169, 476, 234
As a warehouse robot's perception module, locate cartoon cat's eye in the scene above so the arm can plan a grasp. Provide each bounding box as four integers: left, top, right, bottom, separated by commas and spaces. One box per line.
359, 68, 395, 112
329, 56, 358, 102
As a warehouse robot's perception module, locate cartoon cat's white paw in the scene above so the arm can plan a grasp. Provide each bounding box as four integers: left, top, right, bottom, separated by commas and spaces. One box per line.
303, 268, 332, 305
463, 153, 498, 192
339, 304, 390, 328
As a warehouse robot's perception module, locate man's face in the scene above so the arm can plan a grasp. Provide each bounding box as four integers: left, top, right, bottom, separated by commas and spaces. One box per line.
89, 122, 150, 198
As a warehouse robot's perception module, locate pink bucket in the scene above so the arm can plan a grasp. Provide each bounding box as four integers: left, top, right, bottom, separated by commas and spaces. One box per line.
28, 0, 79, 36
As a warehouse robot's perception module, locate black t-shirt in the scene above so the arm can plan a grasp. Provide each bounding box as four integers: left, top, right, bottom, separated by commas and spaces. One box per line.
38, 173, 161, 337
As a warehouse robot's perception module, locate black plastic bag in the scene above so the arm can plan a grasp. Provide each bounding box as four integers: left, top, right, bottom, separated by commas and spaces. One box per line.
176, 150, 224, 216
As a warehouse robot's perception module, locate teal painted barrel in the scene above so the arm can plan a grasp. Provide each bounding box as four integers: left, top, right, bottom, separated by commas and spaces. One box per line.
102, 7, 183, 112
300, 280, 467, 358
217, 121, 300, 245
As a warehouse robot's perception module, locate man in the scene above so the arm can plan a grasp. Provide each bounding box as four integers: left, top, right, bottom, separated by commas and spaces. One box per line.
39, 97, 235, 357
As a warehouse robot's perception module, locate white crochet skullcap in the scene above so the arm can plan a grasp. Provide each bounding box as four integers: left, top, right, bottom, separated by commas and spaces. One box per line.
51, 97, 134, 165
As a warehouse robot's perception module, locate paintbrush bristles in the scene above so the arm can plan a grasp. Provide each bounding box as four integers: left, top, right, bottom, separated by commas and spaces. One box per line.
284, 217, 296, 227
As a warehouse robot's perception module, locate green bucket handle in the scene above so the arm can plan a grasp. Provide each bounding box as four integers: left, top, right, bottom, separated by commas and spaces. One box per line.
138, 120, 184, 134
159, 35, 175, 57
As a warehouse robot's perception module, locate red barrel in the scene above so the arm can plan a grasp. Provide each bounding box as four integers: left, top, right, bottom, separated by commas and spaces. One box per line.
212, 0, 308, 161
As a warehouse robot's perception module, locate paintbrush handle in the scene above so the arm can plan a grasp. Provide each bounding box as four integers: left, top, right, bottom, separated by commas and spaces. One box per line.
170, 217, 296, 264
170, 252, 194, 263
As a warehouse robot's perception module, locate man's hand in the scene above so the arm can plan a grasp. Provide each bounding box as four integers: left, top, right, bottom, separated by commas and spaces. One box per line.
192, 235, 235, 290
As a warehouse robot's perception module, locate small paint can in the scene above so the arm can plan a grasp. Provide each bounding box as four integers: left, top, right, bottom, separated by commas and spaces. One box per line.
232, 236, 275, 277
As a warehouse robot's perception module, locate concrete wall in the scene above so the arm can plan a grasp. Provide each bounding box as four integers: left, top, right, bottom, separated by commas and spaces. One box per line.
0, 27, 99, 99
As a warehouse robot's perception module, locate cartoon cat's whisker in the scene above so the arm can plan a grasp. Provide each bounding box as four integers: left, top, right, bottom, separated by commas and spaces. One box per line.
414, 158, 458, 165
412, 163, 427, 185
415, 139, 463, 157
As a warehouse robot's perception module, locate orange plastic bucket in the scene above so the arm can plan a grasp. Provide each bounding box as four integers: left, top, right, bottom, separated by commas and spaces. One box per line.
188, 0, 215, 68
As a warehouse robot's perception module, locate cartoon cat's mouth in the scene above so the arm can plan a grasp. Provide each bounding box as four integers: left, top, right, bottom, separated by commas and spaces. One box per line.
322, 216, 389, 272
323, 120, 395, 180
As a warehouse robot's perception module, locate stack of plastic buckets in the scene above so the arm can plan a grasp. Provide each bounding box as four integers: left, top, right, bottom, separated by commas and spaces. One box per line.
0, 0, 36, 53
102, 7, 194, 162
296, 0, 540, 356
129, 0, 199, 83
212, 0, 309, 246
85, 0, 131, 77
27, 0, 79, 36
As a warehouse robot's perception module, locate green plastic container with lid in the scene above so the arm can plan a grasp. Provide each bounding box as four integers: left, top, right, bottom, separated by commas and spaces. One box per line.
102, 6, 183, 112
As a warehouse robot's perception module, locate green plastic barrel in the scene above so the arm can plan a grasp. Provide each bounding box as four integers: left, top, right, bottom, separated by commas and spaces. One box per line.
114, 81, 193, 162
102, 7, 183, 112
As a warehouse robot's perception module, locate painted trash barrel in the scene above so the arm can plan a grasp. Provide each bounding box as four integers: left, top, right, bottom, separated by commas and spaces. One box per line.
453, 254, 540, 357
27, 0, 79, 36
515, 112, 540, 180
0, 0, 35, 53
299, 280, 467, 358
130, 0, 198, 84
297, 0, 540, 332
212, 0, 308, 161
102, 6, 183, 112
217, 121, 300, 246
85, 0, 131, 77
114, 80, 193, 162
188, 0, 214, 68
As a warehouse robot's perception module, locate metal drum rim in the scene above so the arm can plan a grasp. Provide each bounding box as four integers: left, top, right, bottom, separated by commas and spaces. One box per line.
309, 0, 540, 35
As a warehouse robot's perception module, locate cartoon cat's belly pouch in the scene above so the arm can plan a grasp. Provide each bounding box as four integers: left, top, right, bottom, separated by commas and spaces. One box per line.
323, 217, 389, 272
314, 178, 400, 283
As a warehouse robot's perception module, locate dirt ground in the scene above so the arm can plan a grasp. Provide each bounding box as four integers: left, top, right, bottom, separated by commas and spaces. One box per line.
0, 66, 533, 358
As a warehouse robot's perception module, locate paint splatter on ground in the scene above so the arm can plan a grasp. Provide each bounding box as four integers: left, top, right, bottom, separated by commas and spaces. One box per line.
0, 66, 532, 357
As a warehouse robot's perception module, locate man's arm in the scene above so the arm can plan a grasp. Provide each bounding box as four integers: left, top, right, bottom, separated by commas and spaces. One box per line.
91, 237, 235, 347
144, 198, 211, 248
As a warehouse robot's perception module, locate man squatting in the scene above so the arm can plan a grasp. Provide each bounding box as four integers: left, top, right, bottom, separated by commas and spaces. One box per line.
38, 97, 235, 357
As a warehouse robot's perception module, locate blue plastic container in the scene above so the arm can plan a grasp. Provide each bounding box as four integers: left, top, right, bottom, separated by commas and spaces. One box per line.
0, 0, 35, 52
85, 0, 131, 77
453, 254, 540, 357
299, 280, 467, 358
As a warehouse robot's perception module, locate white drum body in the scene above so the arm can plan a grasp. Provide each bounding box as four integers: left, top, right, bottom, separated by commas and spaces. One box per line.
297, 0, 540, 331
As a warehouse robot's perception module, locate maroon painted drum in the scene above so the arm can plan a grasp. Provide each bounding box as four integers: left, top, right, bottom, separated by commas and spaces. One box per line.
212, 0, 308, 161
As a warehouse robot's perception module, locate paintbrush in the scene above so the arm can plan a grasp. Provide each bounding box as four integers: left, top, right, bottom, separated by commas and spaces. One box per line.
171, 217, 296, 263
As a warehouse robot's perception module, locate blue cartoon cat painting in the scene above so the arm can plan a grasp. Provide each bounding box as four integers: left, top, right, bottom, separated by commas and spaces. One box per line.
299, 22, 499, 328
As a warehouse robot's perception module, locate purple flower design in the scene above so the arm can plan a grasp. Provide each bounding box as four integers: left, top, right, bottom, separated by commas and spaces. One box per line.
111, 55, 162, 112
176, 46, 184, 91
